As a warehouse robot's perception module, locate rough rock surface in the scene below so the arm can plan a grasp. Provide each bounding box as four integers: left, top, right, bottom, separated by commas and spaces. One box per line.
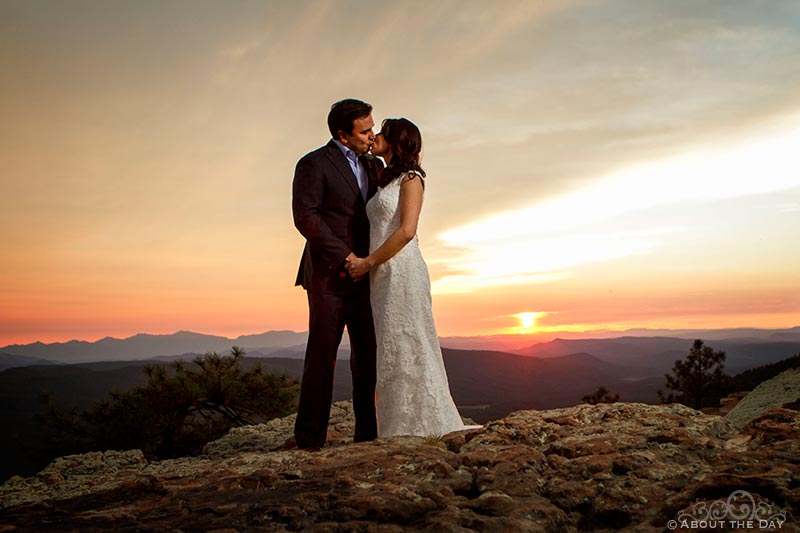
1, 402, 798, 532
726, 368, 800, 429
204, 401, 358, 457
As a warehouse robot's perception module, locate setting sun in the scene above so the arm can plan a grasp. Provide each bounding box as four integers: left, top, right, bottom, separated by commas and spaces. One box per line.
516, 312, 540, 334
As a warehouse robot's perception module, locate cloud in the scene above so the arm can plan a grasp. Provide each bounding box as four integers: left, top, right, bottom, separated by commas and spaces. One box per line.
432, 114, 800, 293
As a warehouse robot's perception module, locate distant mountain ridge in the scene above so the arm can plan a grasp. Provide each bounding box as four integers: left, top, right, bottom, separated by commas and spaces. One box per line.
1, 327, 798, 368
438, 326, 800, 351
516, 336, 800, 373
0, 353, 58, 371
0, 330, 309, 363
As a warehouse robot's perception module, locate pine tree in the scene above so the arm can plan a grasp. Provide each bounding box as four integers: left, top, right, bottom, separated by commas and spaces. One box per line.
658, 339, 729, 409
39, 347, 298, 459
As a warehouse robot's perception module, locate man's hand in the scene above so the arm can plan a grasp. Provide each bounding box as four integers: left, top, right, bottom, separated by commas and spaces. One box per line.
345, 254, 372, 280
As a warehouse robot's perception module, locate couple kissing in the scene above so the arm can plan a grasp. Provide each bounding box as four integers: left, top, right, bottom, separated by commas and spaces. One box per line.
291, 98, 480, 450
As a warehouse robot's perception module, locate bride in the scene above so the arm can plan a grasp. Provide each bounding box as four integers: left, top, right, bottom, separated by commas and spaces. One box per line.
346, 118, 480, 438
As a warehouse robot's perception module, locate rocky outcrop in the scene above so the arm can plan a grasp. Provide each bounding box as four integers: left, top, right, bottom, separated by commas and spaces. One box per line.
204, 401, 356, 457
1, 402, 798, 532
726, 368, 800, 429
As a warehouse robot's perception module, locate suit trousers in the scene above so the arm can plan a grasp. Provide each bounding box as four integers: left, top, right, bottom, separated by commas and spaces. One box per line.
294, 287, 378, 448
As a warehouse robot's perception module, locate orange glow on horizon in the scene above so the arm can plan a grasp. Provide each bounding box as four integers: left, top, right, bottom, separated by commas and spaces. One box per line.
1, 312, 798, 348
496, 314, 800, 338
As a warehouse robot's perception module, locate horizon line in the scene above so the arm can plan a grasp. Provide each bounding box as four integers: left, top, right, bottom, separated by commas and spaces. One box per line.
3, 324, 799, 350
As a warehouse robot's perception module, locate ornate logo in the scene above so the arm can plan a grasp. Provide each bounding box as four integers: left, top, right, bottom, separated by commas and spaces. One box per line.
667, 490, 791, 530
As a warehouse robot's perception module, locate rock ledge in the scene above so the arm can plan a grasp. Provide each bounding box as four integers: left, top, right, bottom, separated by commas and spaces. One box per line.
1, 401, 798, 532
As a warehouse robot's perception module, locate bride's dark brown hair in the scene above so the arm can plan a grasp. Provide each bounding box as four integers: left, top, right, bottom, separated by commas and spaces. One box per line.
378, 118, 426, 188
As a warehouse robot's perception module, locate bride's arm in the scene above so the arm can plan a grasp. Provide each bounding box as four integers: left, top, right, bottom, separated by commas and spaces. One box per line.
346, 176, 423, 277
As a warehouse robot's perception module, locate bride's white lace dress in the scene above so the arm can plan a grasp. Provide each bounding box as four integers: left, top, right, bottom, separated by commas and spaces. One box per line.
367, 172, 479, 437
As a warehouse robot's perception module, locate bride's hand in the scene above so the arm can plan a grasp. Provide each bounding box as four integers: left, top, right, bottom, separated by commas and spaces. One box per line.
345, 256, 372, 279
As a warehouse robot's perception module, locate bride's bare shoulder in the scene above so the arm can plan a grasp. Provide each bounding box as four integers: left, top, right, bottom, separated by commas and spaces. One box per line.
400, 171, 425, 188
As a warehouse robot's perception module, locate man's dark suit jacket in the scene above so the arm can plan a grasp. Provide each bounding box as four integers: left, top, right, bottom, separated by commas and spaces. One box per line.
293, 140, 384, 293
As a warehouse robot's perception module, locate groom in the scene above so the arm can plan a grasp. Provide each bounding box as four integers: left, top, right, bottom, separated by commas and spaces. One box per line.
292, 99, 383, 449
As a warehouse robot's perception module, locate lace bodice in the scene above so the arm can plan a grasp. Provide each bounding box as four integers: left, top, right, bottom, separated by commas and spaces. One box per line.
366, 173, 420, 255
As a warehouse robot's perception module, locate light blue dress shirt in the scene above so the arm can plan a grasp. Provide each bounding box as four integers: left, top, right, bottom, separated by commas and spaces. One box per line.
333, 139, 368, 201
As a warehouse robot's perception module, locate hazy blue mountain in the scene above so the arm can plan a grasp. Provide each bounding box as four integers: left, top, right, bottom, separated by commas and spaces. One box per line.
439, 327, 800, 351
768, 329, 800, 341
0, 353, 58, 371
573, 326, 800, 341
0, 331, 310, 363
150, 346, 339, 363
441, 349, 644, 420
515, 337, 800, 373
2, 327, 797, 365
712, 341, 800, 372
229, 331, 309, 349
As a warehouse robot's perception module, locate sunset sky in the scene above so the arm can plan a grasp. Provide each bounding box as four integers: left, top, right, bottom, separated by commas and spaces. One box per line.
1, 0, 799, 346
